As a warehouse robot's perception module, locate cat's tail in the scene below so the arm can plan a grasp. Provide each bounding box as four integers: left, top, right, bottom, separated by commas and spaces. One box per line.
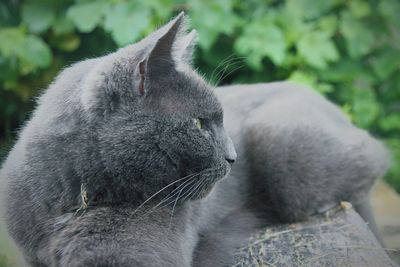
353, 199, 385, 245
351, 134, 391, 246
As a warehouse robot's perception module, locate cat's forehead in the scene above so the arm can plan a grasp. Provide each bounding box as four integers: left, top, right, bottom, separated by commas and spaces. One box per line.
147, 68, 222, 117
182, 83, 222, 118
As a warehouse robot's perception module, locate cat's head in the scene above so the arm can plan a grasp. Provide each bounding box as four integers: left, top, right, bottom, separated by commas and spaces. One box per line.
79, 13, 236, 205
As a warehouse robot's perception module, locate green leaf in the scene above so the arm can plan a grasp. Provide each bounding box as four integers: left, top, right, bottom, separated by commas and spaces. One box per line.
318, 59, 362, 82
297, 31, 339, 69
235, 20, 286, 69
288, 70, 317, 89
316, 83, 334, 94
144, 0, 173, 20
22, 3, 55, 33
51, 34, 80, 52
20, 35, 52, 68
348, 0, 371, 18
340, 103, 354, 121
371, 48, 400, 80
317, 15, 338, 37
0, 28, 47, 72
67, 1, 109, 33
340, 11, 374, 58
0, 28, 51, 72
288, 70, 333, 94
380, 114, 400, 131
190, 0, 240, 50
379, 0, 400, 29
52, 16, 75, 35
104, 2, 150, 46
351, 87, 380, 128
0, 28, 25, 57
196, 29, 219, 51
0, 56, 18, 82
277, 8, 312, 45
285, 0, 337, 20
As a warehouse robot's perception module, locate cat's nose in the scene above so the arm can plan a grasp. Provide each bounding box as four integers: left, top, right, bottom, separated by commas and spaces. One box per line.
223, 132, 237, 165
225, 156, 236, 165
224, 142, 237, 165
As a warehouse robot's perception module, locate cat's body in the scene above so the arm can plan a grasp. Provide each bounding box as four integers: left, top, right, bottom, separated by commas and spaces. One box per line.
192, 82, 389, 266
0, 13, 389, 266
217, 82, 389, 222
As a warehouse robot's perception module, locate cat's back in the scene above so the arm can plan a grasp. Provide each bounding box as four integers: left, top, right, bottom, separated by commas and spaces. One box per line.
215, 82, 386, 158
216, 82, 352, 137
216, 82, 389, 221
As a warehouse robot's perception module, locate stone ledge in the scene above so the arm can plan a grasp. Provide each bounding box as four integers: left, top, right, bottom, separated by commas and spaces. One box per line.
233, 204, 398, 267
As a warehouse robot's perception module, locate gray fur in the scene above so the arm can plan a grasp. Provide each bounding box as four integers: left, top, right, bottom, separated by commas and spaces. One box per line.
0, 13, 389, 267
216, 83, 389, 222
193, 83, 390, 265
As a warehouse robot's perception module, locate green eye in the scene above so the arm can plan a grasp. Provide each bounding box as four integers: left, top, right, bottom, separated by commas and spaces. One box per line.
194, 118, 203, 130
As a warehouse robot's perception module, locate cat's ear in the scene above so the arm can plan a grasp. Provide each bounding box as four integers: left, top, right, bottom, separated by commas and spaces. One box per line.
135, 12, 185, 96
174, 30, 197, 64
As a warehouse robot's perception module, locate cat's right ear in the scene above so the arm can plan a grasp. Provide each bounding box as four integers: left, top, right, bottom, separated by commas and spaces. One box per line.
174, 30, 197, 64
134, 12, 185, 96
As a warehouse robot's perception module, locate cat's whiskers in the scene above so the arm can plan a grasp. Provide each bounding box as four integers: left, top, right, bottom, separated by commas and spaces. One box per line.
164, 178, 203, 210
214, 57, 245, 86
212, 56, 245, 86
165, 173, 211, 233
219, 63, 245, 85
189, 175, 210, 201
131, 172, 200, 216
140, 167, 219, 219
195, 177, 211, 199
157, 167, 218, 210
152, 167, 216, 208
182, 170, 217, 203
153, 176, 199, 212
180, 177, 205, 203
213, 58, 239, 86
154, 179, 200, 215
134, 169, 209, 219
160, 175, 195, 199
210, 54, 236, 84
143, 174, 202, 216
139, 179, 198, 221
167, 187, 184, 233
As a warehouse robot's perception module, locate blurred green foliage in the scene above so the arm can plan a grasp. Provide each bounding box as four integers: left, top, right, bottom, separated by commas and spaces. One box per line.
0, 256, 8, 267
0, 0, 399, 193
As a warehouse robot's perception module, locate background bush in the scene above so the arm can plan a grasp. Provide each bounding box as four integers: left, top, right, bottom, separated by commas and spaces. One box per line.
0, 0, 399, 193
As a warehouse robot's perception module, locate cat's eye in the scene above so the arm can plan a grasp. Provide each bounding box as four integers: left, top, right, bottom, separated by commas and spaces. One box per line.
194, 118, 203, 130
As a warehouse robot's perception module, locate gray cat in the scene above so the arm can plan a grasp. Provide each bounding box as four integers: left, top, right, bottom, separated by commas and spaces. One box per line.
0, 13, 389, 267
